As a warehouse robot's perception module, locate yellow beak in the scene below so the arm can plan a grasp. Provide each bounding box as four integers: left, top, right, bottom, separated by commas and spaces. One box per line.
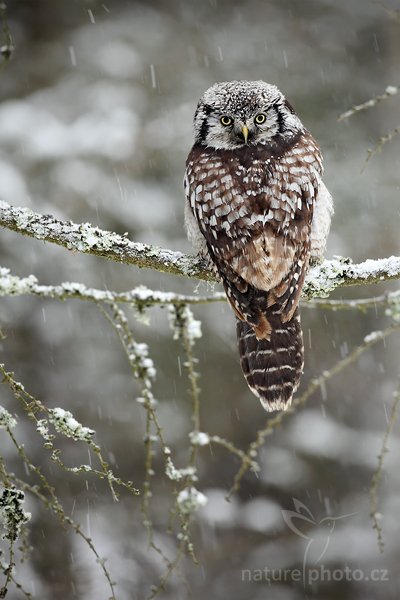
241, 125, 249, 143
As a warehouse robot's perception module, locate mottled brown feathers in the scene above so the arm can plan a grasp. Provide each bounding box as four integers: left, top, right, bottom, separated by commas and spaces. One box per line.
184, 81, 327, 412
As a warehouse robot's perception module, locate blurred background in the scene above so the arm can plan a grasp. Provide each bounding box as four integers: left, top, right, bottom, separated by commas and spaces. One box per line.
0, 0, 400, 598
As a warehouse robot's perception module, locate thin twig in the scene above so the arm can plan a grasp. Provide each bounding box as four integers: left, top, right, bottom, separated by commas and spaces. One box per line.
228, 323, 400, 498
1, 265, 400, 315
0, 364, 139, 500
0, 430, 117, 599
338, 85, 399, 121
369, 380, 400, 552
364, 126, 400, 167
0, 539, 15, 599
0, 2, 14, 67
0, 267, 224, 306
303, 290, 400, 312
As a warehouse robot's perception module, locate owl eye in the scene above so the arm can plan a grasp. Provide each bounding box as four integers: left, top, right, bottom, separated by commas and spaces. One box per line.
220, 115, 233, 126
254, 113, 267, 125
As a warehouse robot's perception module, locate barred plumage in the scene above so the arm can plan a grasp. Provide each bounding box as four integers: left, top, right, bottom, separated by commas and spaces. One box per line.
184, 81, 333, 411
236, 307, 303, 412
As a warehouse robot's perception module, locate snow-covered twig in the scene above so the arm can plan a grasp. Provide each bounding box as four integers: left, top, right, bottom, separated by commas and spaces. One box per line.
1, 265, 400, 316
338, 84, 399, 121
302, 256, 400, 297
1, 202, 400, 295
0, 267, 225, 306
0, 201, 211, 281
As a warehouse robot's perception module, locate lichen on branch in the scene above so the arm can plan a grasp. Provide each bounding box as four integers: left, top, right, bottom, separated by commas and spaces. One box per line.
0, 200, 211, 281
1, 202, 400, 297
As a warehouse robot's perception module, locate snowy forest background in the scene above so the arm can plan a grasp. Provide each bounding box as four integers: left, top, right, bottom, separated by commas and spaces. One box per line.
0, 1, 400, 599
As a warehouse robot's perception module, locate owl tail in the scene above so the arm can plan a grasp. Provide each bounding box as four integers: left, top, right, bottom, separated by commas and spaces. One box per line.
236, 306, 304, 412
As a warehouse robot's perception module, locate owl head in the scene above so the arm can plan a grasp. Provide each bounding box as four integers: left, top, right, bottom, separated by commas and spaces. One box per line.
193, 80, 303, 150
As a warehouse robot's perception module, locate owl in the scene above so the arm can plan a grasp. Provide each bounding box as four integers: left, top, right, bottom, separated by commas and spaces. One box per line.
184, 81, 333, 412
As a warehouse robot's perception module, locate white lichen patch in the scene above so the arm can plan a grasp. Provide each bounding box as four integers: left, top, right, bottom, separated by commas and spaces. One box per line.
36, 419, 51, 442
165, 457, 197, 482
48, 408, 95, 442
128, 341, 156, 381
0, 267, 38, 296
386, 290, 400, 323
0, 405, 17, 429
385, 85, 399, 96
76, 223, 118, 252
177, 487, 208, 514
168, 305, 202, 346
364, 330, 383, 344
186, 314, 202, 343
131, 285, 166, 302
352, 256, 400, 280
0, 487, 31, 542
304, 255, 400, 299
189, 430, 210, 446
126, 284, 206, 307
304, 257, 351, 298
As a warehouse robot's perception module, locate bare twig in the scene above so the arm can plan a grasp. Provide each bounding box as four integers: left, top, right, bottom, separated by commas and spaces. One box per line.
364, 126, 400, 166
303, 290, 400, 312
380, 2, 400, 24
370, 380, 400, 553
338, 85, 399, 121
338, 82, 400, 168
0, 364, 139, 500
0, 2, 14, 65
228, 323, 400, 498
0, 426, 117, 599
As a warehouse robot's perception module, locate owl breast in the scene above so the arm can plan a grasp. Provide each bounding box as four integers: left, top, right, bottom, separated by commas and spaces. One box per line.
185, 132, 322, 295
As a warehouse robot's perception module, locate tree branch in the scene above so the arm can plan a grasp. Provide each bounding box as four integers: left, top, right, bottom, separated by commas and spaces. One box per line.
1, 201, 400, 297
303, 289, 400, 311
0, 200, 211, 281
302, 256, 400, 297
0, 267, 225, 307
2, 266, 400, 314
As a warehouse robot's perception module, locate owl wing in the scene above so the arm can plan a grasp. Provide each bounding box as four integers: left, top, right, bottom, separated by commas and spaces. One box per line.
185, 134, 322, 337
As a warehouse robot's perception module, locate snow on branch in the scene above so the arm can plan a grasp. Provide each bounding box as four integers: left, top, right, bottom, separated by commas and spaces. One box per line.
338, 84, 399, 121
1, 201, 400, 297
0, 200, 211, 281
0, 267, 226, 307
302, 256, 400, 298
2, 267, 400, 314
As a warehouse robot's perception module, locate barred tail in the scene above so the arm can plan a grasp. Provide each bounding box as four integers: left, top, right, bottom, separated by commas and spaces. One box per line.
236, 307, 304, 412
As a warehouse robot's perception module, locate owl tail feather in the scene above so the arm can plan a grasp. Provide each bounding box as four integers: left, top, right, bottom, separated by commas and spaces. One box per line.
236, 306, 304, 412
